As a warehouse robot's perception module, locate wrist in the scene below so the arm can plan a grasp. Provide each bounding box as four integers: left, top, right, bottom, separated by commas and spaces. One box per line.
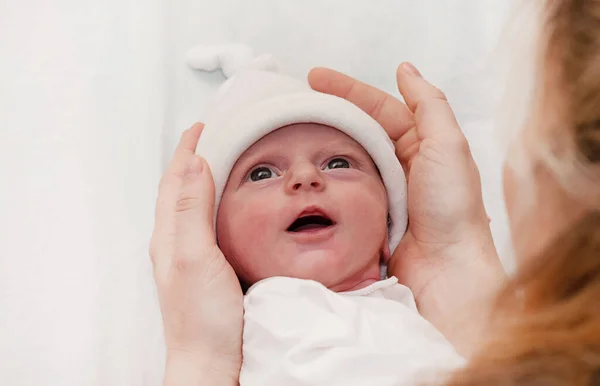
164, 349, 240, 386
415, 235, 506, 357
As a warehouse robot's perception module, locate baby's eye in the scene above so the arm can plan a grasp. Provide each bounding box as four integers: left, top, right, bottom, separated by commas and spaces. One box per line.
248, 166, 276, 182
325, 158, 350, 170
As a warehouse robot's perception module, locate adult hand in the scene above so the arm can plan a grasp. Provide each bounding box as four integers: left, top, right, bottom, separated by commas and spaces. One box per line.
150, 123, 243, 385
308, 64, 506, 357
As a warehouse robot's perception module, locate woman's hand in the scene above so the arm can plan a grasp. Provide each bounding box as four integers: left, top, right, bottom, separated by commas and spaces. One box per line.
309, 64, 506, 357
150, 123, 243, 385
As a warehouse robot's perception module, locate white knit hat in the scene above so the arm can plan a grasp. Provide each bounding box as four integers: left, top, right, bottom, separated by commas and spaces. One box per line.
188, 45, 408, 253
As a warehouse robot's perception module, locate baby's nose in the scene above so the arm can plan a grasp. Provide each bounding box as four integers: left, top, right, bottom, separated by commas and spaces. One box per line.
286, 163, 325, 193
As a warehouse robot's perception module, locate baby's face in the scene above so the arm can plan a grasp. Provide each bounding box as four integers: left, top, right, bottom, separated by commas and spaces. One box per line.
216, 123, 390, 292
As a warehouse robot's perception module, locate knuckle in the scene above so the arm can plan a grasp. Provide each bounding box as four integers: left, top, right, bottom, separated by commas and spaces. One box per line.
150, 243, 198, 276
175, 195, 201, 212
169, 242, 200, 273
342, 80, 358, 100
171, 253, 198, 272
170, 245, 218, 274
415, 97, 448, 117
432, 86, 448, 102
367, 93, 389, 120
451, 135, 471, 155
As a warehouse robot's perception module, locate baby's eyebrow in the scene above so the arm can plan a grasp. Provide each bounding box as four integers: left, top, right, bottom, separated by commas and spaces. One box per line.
235, 148, 276, 168
319, 138, 370, 159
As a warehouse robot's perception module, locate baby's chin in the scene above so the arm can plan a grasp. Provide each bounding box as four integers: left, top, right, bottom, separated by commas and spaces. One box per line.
275, 249, 381, 292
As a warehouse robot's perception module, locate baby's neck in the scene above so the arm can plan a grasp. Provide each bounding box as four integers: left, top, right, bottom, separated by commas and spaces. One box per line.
327, 263, 382, 292
335, 278, 380, 292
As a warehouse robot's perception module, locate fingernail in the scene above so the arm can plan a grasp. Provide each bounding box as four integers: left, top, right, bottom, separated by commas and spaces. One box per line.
402, 62, 422, 78
185, 156, 204, 176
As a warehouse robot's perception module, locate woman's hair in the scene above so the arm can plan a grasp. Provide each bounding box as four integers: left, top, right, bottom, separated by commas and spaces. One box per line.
446, 1, 600, 385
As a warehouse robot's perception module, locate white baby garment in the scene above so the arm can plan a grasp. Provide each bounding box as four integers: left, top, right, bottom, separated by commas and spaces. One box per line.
241, 276, 465, 386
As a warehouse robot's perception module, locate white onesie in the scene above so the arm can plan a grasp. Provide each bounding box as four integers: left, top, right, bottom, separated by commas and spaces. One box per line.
240, 276, 465, 386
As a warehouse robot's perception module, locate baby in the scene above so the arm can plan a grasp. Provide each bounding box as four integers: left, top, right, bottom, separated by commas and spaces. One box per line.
192, 49, 464, 385
217, 121, 390, 293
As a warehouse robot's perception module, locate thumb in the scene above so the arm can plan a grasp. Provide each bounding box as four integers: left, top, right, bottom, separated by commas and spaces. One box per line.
175, 154, 217, 249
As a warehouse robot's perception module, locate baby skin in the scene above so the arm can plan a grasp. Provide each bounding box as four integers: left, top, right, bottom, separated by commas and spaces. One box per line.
216, 123, 391, 292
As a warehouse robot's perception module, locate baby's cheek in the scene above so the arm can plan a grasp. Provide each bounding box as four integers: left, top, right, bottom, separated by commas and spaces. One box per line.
239, 206, 273, 239
233, 207, 277, 269
349, 189, 388, 221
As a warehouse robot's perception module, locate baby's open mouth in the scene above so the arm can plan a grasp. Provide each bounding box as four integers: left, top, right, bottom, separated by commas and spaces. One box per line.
287, 215, 334, 232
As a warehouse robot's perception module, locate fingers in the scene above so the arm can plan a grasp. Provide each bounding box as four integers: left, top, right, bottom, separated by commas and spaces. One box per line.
396, 63, 466, 146
308, 67, 414, 141
396, 63, 446, 113
151, 123, 217, 273
395, 126, 419, 161
166, 123, 205, 177
177, 123, 205, 152
156, 123, 206, 226
153, 154, 218, 273
174, 154, 217, 253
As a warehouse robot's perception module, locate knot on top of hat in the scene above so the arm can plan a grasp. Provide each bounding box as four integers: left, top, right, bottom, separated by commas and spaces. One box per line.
186, 44, 280, 78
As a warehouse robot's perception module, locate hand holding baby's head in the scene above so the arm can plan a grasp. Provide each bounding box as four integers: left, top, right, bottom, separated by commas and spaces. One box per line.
196, 68, 407, 293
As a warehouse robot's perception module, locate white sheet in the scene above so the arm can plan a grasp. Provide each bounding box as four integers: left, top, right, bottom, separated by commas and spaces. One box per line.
1, 1, 514, 385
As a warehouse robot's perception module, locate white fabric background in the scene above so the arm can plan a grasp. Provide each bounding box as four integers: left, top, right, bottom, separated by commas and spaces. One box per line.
1, 1, 515, 385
